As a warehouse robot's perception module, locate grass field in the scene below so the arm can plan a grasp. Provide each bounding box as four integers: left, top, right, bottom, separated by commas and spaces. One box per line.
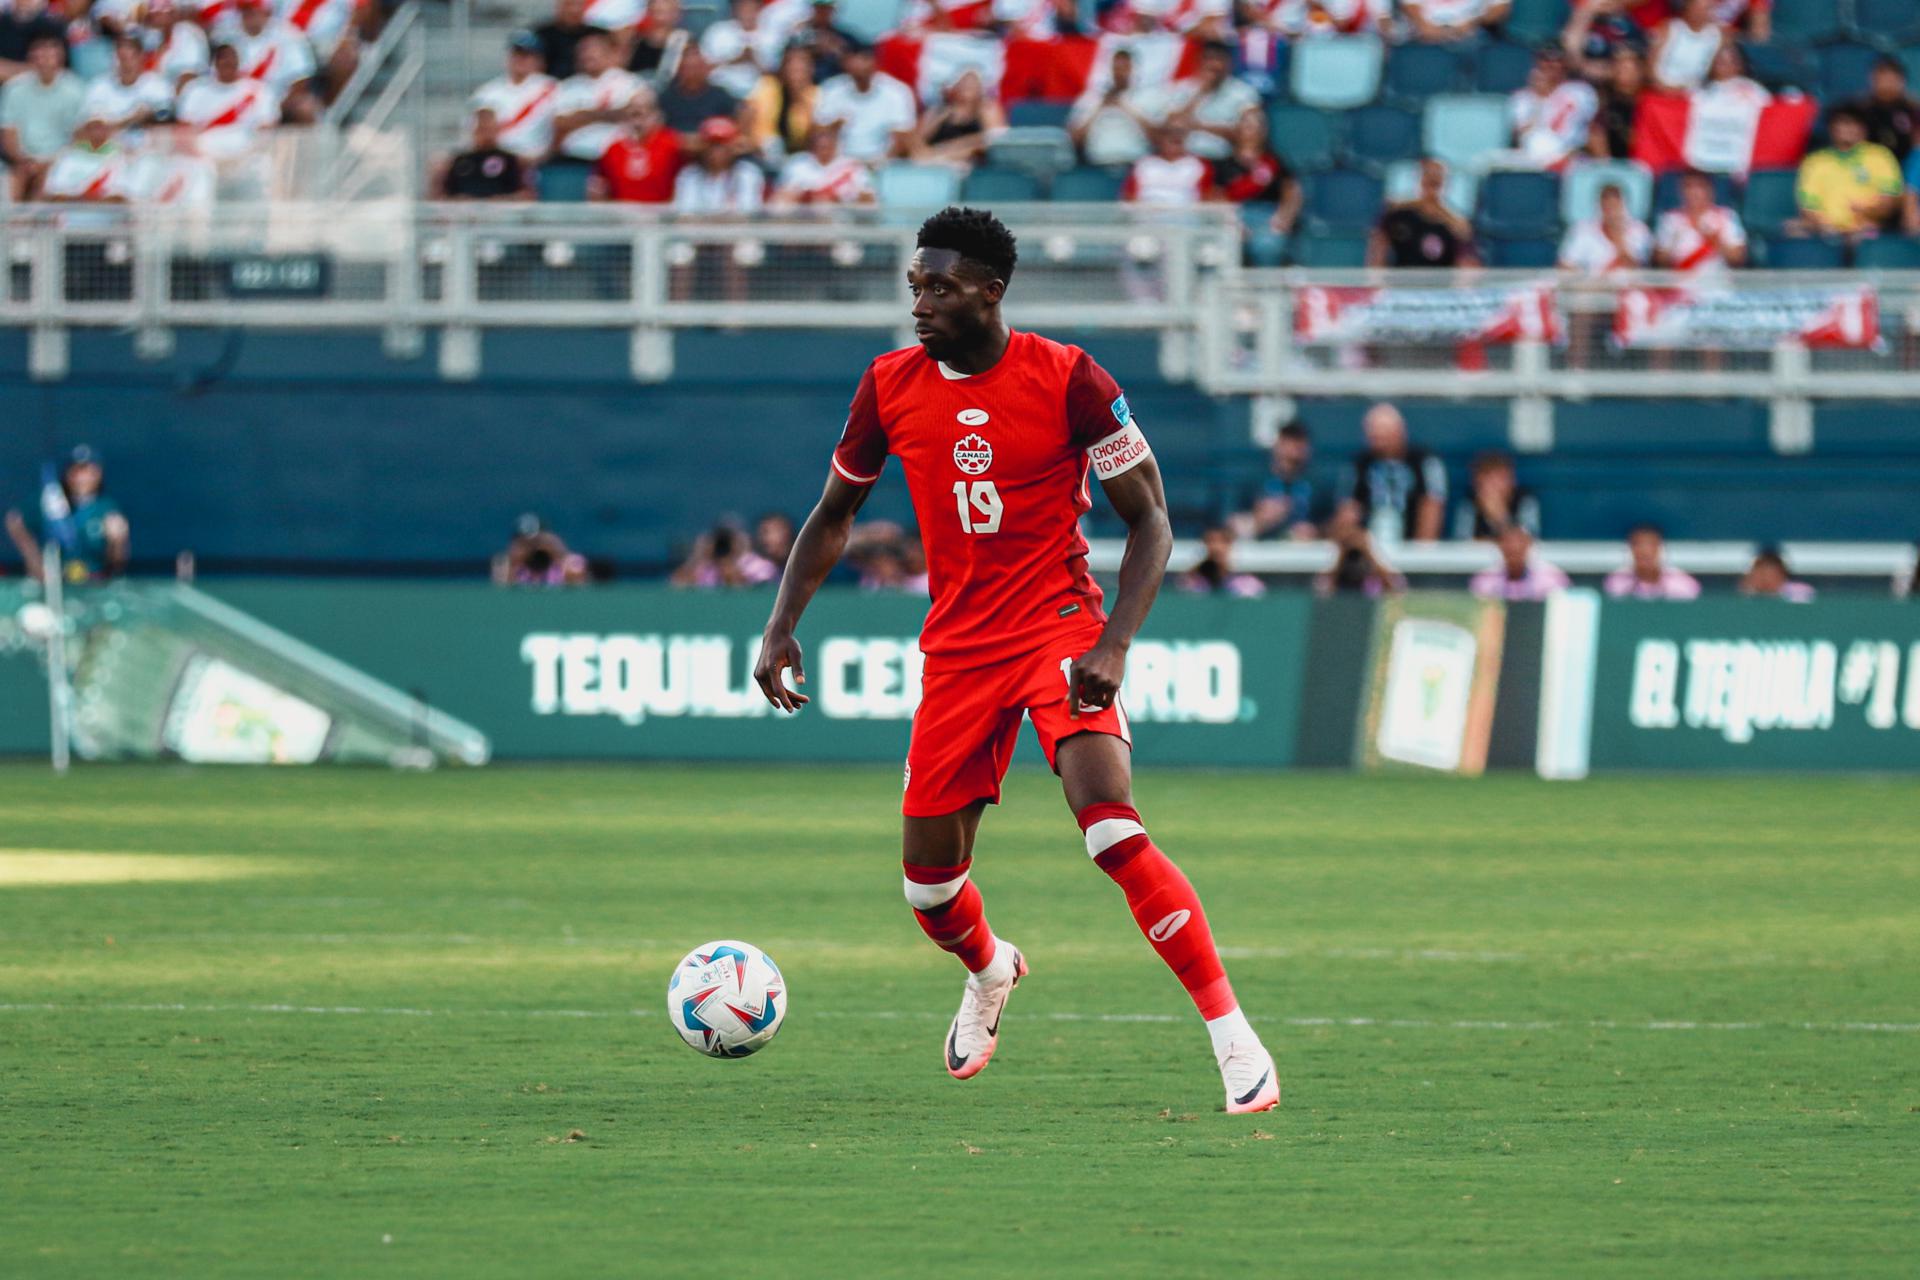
1, 763, 1916, 1278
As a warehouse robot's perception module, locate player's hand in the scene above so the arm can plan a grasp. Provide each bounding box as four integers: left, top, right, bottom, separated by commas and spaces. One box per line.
1067, 640, 1127, 719
755, 629, 809, 713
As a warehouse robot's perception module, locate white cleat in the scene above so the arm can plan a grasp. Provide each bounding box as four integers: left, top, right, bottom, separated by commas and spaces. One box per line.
1219, 1038, 1281, 1114
944, 944, 1027, 1080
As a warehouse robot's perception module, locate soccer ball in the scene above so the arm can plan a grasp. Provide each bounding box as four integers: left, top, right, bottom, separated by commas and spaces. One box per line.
668, 940, 787, 1058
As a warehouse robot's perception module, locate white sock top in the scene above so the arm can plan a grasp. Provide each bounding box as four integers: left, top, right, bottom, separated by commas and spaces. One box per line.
1205, 1006, 1254, 1059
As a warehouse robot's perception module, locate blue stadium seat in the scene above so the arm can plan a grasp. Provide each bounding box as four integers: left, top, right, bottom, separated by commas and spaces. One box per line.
1741, 41, 1819, 93
875, 163, 960, 208
1289, 230, 1370, 268
1903, 44, 1920, 89
987, 127, 1074, 180
1478, 170, 1562, 238
1484, 236, 1559, 268
1561, 159, 1653, 222
1475, 41, 1537, 95
1505, 0, 1571, 45
1820, 42, 1883, 104
1267, 104, 1342, 172
1240, 203, 1289, 267
1384, 159, 1478, 218
836, 0, 902, 42
1305, 170, 1385, 232
537, 163, 591, 202
1849, 0, 1920, 47
1050, 165, 1125, 203
961, 165, 1041, 203
1007, 100, 1071, 128
1762, 236, 1846, 268
1344, 105, 1422, 174
1741, 169, 1803, 236
1652, 169, 1736, 213
1291, 35, 1384, 111
1386, 42, 1466, 107
1855, 235, 1920, 268
1770, 0, 1842, 43
1422, 95, 1512, 171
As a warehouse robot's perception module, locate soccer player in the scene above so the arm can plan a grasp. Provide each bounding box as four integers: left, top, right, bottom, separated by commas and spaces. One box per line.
753, 207, 1279, 1114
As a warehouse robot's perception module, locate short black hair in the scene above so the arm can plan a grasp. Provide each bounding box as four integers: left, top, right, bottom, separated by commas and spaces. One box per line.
916, 206, 1018, 282
1628, 522, 1664, 540
1751, 545, 1788, 572
1828, 103, 1866, 129
1875, 54, 1905, 77
1278, 420, 1310, 442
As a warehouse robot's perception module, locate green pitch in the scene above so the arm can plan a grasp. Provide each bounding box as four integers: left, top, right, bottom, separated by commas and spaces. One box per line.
1, 764, 1915, 1278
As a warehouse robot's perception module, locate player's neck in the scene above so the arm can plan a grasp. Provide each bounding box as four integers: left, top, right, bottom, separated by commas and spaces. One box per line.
939, 323, 1012, 378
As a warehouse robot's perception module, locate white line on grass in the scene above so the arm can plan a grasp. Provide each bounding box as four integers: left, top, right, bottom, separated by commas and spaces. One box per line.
0, 1002, 1914, 1035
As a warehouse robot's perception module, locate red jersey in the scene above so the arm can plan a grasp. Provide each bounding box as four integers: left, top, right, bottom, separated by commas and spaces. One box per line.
596, 129, 681, 202
831, 331, 1153, 670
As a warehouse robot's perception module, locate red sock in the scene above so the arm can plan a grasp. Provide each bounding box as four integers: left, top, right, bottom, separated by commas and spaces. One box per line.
903, 857, 999, 974
1076, 803, 1238, 1019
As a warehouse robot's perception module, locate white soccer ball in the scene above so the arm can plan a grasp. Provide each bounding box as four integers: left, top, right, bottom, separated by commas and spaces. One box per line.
668, 940, 787, 1058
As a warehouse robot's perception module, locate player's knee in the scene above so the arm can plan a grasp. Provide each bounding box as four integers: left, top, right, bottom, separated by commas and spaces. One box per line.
1076, 802, 1150, 866
902, 860, 970, 911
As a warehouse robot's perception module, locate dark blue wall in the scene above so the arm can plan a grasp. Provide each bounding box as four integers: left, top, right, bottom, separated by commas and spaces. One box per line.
0, 329, 1912, 572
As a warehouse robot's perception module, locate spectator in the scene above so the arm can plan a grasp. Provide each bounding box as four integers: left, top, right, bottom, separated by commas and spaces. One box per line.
1454, 450, 1541, 541
1795, 105, 1901, 238
672, 115, 763, 212
1739, 546, 1814, 602
175, 40, 278, 163
1180, 525, 1265, 597
1, 34, 85, 200
1852, 56, 1919, 163
1559, 182, 1651, 275
436, 108, 533, 200
789, 0, 859, 81
1402, 0, 1510, 44
1370, 157, 1478, 268
1564, 2, 1649, 82
591, 88, 680, 201
82, 35, 171, 137
1654, 169, 1747, 273
1710, 0, 1769, 41
746, 43, 816, 160
1696, 42, 1768, 109
1215, 108, 1298, 243
1158, 40, 1258, 163
1234, 420, 1316, 541
1649, 0, 1721, 93
41, 113, 130, 200
1317, 520, 1404, 597
673, 523, 778, 587
771, 120, 874, 204
701, 0, 789, 100
905, 69, 1004, 170
0, 0, 65, 85
753, 511, 795, 567
553, 29, 641, 164
658, 47, 741, 149
228, 0, 317, 123
1258, 0, 1392, 38
583, 0, 646, 35
1604, 523, 1702, 600
1067, 47, 1153, 168
628, 0, 690, 77
277, 0, 362, 104
1587, 47, 1648, 160
141, 0, 211, 91
813, 40, 916, 163
492, 514, 590, 586
1123, 124, 1213, 206
1342, 402, 1447, 545
1510, 47, 1597, 171
5, 445, 129, 583
536, 0, 593, 81
1470, 524, 1570, 601
471, 31, 560, 163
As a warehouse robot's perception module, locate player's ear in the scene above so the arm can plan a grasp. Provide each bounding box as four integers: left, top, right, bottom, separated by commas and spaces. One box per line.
980, 277, 1006, 305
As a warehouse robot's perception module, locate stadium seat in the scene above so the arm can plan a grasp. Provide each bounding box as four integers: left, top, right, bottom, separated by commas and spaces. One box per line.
1819, 42, 1883, 104
1290, 35, 1385, 110
1560, 159, 1653, 223
1384, 158, 1478, 217
1762, 235, 1846, 269
987, 127, 1075, 181
836, 0, 902, 42
1769, 0, 1842, 43
1741, 169, 1803, 237
1050, 166, 1125, 203
1007, 100, 1072, 128
1855, 236, 1920, 268
1504, 0, 1571, 45
1267, 104, 1341, 172
1741, 42, 1819, 94
1652, 169, 1735, 213
1344, 105, 1422, 174
961, 165, 1041, 203
1475, 41, 1537, 96
1240, 203, 1288, 267
1305, 170, 1385, 232
1289, 230, 1370, 268
1903, 44, 1920, 89
537, 163, 591, 202
1848, 0, 1920, 47
875, 164, 960, 208
1478, 170, 1562, 238
1484, 236, 1559, 268
1422, 95, 1512, 171
1386, 42, 1465, 107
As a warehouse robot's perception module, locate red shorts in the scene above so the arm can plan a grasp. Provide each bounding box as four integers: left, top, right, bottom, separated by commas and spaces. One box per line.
903, 628, 1132, 818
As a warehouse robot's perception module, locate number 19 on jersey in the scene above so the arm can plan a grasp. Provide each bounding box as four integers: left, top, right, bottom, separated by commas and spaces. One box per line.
952, 481, 1003, 534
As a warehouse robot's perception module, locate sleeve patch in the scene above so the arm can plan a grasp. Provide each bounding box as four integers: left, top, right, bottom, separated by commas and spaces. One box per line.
1110, 394, 1133, 428
1087, 422, 1151, 481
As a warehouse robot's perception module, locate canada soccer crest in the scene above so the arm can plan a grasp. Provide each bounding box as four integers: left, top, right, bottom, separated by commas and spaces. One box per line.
952, 433, 993, 475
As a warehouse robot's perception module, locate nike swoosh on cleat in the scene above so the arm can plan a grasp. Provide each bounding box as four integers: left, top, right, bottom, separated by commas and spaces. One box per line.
946, 1023, 969, 1073
1233, 1070, 1271, 1107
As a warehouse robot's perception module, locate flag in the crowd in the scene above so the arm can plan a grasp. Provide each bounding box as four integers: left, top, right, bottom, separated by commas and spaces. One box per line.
880, 33, 1201, 103
1613, 285, 1882, 350
1630, 88, 1817, 175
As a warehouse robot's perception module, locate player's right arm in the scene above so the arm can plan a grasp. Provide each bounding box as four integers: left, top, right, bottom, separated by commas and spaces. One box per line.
754, 367, 887, 713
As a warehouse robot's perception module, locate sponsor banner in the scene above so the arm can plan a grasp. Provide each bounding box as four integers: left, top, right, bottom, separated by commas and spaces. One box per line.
1612, 285, 1882, 351
1589, 599, 1920, 771
1294, 286, 1564, 347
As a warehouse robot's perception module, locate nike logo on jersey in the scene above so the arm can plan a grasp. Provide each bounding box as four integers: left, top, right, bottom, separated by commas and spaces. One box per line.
956, 408, 989, 426
1148, 910, 1191, 942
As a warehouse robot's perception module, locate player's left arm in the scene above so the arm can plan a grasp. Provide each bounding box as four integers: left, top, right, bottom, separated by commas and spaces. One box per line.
1071, 453, 1171, 716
